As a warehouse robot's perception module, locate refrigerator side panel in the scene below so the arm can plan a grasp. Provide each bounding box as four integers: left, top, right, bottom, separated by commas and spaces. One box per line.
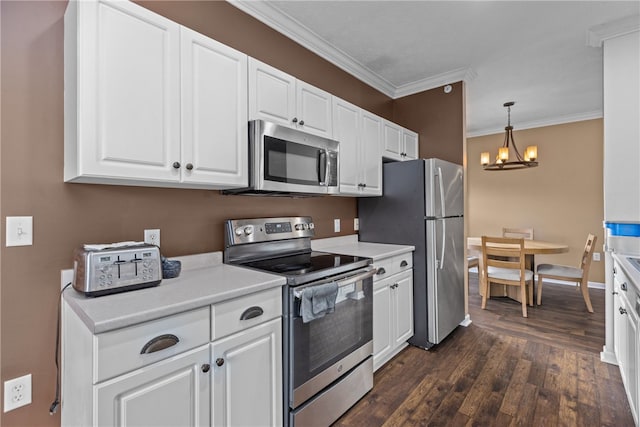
358, 160, 428, 347
429, 216, 465, 343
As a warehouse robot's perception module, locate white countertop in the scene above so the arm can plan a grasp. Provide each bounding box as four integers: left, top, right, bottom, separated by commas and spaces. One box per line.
312, 235, 414, 261
64, 239, 414, 334
64, 257, 285, 334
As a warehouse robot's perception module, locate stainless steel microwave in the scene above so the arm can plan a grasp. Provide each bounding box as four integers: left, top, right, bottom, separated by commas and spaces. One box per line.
226, 120, 339, 196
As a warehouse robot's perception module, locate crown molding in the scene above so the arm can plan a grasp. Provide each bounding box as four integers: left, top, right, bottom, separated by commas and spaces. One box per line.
229, 0, 477, 99
587, 15, 640, 47
394, 67, 477, 98
229, 0, 397, 98
467, 110, 603, 138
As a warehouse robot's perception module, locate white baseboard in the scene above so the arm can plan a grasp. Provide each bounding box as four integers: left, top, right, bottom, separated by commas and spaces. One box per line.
459, 314, 472, 327
468, 270, 605, 289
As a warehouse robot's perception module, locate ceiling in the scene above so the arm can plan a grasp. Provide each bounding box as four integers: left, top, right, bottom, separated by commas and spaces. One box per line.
231, 1, 639, 136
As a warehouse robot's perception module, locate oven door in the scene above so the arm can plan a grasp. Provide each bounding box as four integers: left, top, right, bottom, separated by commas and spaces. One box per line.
253, 120, 339, 194
288, 267, 375, 409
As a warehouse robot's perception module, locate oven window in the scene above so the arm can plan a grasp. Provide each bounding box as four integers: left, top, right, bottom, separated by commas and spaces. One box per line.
290, 279, 373, 390
264, 136, 321, 185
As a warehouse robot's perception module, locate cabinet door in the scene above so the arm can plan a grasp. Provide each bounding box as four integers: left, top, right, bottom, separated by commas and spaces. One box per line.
96, 345, 210, 427
181, 27, 248, 188
212, 318, 282, 427
296, 80, 333, 137
333, 98, 361, 195
402, 129, 419, 160
373, 279, 393, 371
248, 58, 296, 128
393, 272, 414, 346
382, 121, 403, 161
360, 111, 383, 196
75, 0, 181, 182
624, 297, 638, 419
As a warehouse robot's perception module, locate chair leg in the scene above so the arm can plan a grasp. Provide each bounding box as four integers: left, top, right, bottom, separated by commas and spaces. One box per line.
580, 278, 594, 313
520, 283, 528, 317
537, 276, 544, 305
481, 278, 489, 310
528, 280, 534, 307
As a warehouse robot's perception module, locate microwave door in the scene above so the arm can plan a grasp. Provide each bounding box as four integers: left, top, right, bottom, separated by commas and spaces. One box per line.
260, 136, 329, 194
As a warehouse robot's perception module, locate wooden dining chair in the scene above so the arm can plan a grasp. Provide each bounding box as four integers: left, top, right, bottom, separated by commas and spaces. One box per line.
502, 227, 534, 240
481, 236, 534, 317
503, 227, 535, 273
536, 234, 598, 313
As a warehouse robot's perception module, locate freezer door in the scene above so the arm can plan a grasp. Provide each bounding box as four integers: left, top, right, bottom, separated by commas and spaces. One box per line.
427, 216, 465, 344
425, 158, 464, 218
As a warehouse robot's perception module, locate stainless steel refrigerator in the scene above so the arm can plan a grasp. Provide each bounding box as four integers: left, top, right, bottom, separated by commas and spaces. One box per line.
358, 158, 465, 348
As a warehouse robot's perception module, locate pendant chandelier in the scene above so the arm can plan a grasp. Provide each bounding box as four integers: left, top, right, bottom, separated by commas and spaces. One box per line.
481, 102, 538, 170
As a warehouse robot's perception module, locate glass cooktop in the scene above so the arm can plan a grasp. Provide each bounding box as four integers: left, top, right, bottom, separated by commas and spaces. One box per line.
241, 251, 368, 277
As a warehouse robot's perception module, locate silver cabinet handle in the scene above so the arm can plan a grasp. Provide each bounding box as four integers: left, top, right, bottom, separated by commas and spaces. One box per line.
400, 260, 408, 267
377, 268, 386, 275
140, 334, 179, 354
621, 282, 628, 291
619, 307, 628, 315
201, 364, 210, 373
216, 358, 225, 367
240, 306, 264, 320
299, 120, 305, 126
186, 163, 193, 171
172, 162, 180, 169
292, 117, 298, 123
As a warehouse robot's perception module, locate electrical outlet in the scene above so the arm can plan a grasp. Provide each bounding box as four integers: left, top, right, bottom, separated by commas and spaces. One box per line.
334, 219, 341, 233
4, 374, 32, 412
593, 252, 601, 261
144, 229, 160, 247
354, 218, 359, 231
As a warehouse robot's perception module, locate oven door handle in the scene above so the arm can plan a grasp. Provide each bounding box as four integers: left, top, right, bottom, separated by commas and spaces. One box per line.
292, 267, 376, 299
335, 268, 378, 287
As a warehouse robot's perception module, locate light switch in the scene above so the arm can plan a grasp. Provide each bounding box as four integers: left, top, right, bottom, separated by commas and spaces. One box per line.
6, 216, 33, 247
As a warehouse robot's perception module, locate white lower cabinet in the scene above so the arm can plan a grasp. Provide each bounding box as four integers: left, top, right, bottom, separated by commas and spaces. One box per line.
211, 318, 282, 427
96, 345, 211, 426
613, 261, 639, 423
62, 288, 283, 427
372, 253, 414, 371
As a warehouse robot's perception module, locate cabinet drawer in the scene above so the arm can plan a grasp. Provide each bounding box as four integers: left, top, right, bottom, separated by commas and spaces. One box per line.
95, 307, 210, 383
212, 287, 282, 340
373, 253, 413, 281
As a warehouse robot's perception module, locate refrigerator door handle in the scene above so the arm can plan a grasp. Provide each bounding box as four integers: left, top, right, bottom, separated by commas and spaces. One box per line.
437, 166, 446, 218
440, 219, 446, 270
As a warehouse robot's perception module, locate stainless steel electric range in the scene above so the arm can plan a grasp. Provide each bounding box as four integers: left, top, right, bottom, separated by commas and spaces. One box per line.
224, 217, 376, 427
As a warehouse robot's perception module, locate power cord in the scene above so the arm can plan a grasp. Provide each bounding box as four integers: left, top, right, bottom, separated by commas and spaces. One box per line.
50, 282, 72, 415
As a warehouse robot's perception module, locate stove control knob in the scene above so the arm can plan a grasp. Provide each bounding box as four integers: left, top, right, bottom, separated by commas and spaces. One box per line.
243, 226, 254, 236
234, 227, 244, 236
308, 222, 315, 230
295, 223, 304, 231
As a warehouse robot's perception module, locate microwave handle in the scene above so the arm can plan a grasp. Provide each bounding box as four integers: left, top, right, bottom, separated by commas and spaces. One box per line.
318, 150, 328, 185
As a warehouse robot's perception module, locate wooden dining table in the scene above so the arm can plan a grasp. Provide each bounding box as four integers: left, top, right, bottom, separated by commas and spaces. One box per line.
467, 237, 569, 303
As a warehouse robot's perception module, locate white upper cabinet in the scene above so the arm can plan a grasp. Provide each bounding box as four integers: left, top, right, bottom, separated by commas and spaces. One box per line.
180, 27, 248, 187
333, 97, 382, 196
402, 128, 419, 160
64, 0, 181, 183
64, 0, 248, 189
249, 58, 333, 138
382, 120, 419, 161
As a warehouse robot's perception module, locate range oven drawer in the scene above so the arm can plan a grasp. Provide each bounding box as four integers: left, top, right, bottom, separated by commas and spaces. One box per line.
291, 356, 373, 427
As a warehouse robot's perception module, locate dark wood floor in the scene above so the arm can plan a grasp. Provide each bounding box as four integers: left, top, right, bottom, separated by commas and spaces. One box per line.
334, 275, 635, 426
